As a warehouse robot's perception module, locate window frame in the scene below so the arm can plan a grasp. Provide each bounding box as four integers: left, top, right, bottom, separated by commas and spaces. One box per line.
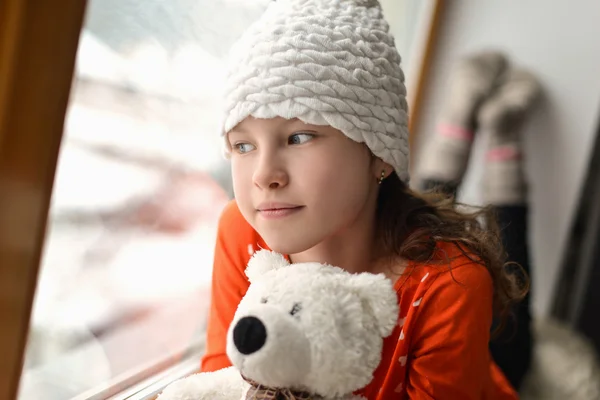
0, 0, 443, 399
0, 0, 88, 399
405, 0, 446, 158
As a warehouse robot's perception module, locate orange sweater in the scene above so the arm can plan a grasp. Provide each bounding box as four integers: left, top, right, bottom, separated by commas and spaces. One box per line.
202, 200, 518, 400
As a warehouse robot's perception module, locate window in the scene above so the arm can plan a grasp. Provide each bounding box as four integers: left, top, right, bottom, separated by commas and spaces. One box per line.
1, 1, 440, 399
16, 1, 269, 399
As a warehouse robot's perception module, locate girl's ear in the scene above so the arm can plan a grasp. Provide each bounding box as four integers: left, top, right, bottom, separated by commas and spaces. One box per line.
371, 156, 394, 181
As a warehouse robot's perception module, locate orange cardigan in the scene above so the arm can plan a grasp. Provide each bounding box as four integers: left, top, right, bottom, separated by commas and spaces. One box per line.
201, 200, 518, 400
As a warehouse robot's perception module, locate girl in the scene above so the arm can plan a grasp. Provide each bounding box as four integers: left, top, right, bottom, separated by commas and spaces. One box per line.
202, 0, 525, 398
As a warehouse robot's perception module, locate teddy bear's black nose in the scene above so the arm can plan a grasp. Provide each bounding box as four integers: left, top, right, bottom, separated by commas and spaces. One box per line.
233, 316, 267, 355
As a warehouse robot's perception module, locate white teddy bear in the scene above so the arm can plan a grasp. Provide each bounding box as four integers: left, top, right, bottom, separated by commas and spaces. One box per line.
158, 250, 399, 400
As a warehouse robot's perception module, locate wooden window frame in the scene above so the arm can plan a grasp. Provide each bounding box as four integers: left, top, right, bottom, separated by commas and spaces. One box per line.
406, 0, 445, 162
0, 0, 88, 399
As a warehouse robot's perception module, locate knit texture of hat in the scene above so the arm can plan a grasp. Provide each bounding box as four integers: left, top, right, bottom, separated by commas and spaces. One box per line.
221, 0, 410, 182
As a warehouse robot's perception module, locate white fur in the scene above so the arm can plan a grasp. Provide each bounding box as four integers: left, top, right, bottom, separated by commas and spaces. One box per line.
158, 367, 245, 400
158, 250, 398, 400
245, 250, 290, 283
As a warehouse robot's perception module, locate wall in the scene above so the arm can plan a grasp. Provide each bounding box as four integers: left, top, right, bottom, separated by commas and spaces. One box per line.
414, 0, 600, 317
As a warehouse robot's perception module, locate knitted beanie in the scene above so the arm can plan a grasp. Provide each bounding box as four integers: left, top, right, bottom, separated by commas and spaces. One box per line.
221, 0, 410, 182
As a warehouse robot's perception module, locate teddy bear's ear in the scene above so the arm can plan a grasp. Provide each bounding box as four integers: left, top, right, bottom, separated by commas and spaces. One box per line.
352, 273, 399, 337
245, 250, 290, 282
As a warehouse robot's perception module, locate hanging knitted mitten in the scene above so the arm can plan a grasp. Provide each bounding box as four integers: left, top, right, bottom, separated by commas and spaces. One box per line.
478, 68, 542, 205
417, 51, 508, 188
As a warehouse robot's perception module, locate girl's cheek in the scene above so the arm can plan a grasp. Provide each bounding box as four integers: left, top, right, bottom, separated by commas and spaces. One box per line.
232, 160, 254, 191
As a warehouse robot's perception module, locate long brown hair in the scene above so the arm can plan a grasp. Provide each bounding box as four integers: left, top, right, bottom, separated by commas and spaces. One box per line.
376, 172, 528, 335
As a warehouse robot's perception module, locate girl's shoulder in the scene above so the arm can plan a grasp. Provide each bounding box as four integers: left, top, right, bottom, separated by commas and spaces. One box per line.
395, 241, 494, 320
397, 240, 492, 293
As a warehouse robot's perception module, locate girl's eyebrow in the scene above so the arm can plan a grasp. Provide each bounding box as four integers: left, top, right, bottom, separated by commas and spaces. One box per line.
228, 127, 249, 136
288, 123, 320, 132
230, 119, 307, 136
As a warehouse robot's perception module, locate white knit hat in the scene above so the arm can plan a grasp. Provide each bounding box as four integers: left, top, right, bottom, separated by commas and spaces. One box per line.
221, 0, 410, 182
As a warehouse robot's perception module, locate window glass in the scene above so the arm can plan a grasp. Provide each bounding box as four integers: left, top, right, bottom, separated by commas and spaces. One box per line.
17, 1, 268, 398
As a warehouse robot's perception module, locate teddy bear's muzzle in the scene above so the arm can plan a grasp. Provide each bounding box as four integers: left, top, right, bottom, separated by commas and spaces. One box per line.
228, 307, 312, 388
233, 316, 267, 355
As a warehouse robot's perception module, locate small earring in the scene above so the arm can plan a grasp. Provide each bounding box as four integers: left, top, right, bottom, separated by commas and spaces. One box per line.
378, 170, 386, 185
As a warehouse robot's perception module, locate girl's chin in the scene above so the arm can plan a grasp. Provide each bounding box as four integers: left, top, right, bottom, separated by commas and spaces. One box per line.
261, 235, 320, 257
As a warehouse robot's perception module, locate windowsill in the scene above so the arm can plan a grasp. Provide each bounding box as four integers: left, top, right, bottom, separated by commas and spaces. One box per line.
19, 289, 209, 400
106, 357, 200, 400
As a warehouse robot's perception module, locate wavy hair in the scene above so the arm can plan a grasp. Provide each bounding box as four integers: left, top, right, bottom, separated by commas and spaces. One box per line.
376, 172, 529, 335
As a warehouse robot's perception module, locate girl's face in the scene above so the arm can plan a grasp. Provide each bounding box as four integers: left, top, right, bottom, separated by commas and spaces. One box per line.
228, 116, 388, 256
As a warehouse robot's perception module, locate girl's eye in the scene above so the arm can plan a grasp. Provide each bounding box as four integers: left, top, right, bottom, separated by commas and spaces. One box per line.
288, 133, 314, 145
233, 142, 255, 154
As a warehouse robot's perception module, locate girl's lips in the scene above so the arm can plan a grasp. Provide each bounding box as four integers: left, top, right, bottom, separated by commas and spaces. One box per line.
257, 206, 304, 219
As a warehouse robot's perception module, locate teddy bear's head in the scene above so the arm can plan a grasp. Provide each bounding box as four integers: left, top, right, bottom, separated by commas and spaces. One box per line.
226, 250, 399, 398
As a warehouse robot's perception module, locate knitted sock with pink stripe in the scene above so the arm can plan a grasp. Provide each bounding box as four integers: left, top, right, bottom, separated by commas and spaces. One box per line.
479, 68, 542, 205
416, 51, 508, 186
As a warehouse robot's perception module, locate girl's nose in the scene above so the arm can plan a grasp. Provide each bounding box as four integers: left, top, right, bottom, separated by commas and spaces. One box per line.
252, 154, 289, 190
